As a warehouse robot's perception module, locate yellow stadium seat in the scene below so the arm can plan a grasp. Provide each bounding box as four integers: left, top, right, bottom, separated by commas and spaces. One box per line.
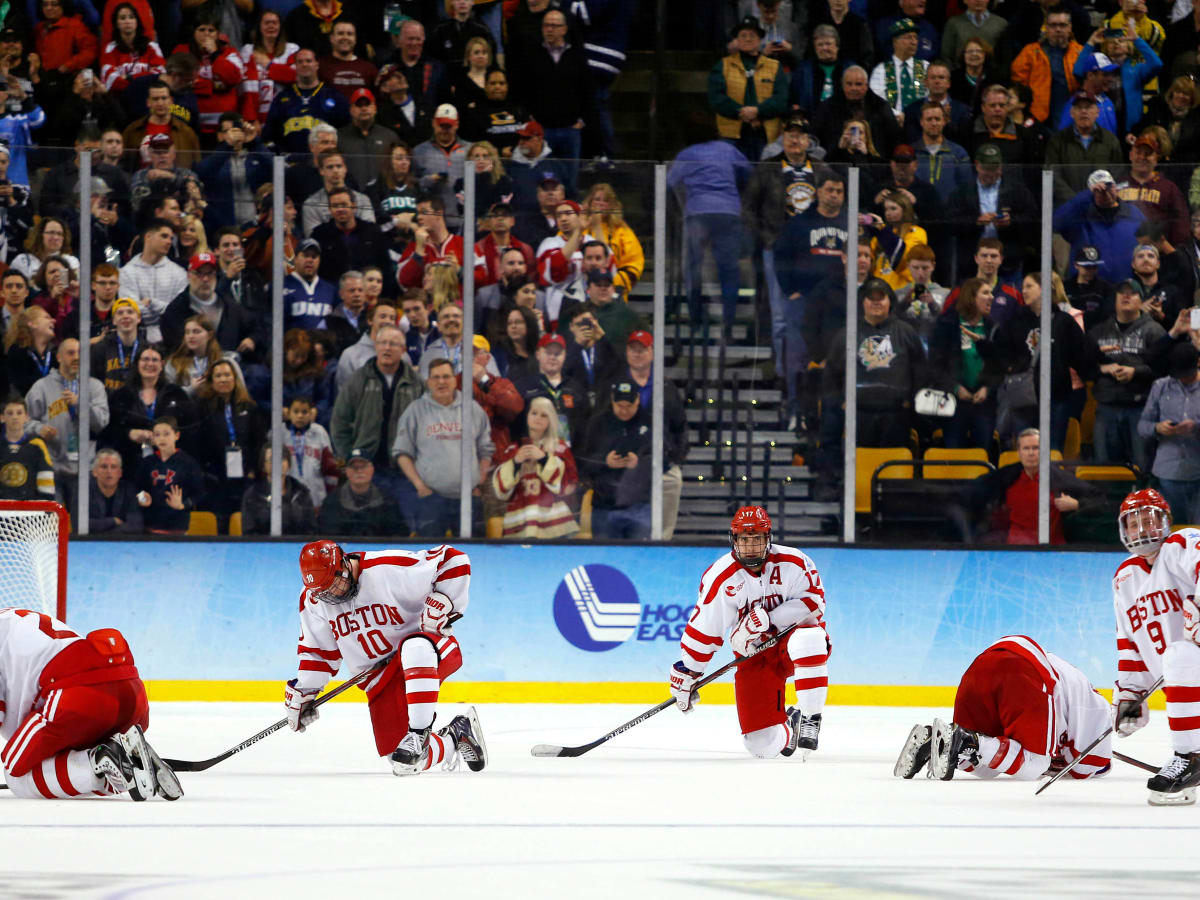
998, 449, 1062, 468
922, 447, 990, 479
1073, 465, 1136, 482
579, 489, 594, 539
228, 512, 242, 536
855, 447, 914, 514
1063, 418, 1080, 461
187, 511, 218, 536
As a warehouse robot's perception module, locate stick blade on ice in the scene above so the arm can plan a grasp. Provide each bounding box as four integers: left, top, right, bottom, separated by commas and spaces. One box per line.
530, 744, 567, 758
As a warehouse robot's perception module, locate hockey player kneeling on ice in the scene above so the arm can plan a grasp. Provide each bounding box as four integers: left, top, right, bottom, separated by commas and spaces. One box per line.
0, 607, 182, 800
893, 635, 1111, 782
1109, 489, 1200, 805
669, 506, 830, 760
287, 540, 487, 776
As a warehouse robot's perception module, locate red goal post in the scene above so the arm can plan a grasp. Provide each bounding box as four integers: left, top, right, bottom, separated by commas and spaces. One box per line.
0, 501, 68, 622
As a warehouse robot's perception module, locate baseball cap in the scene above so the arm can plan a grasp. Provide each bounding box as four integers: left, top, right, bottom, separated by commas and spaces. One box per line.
537, 171, 561, 188
376, 64, 400, 87
188, 251, 217, 271
434, 103, 458, 124
350, 87, 375, 105
587, 269, 614, 286
1069, 90, 1099, 107
556, 199, 582, 214
1115, 278, 1143, 297
517, 119, 544, 138
975, 144, 1002, 166
891, 144, 916, 163
1133, 132, 1161, 154
297, 238, 321, 254
111, 297, 140, 316
1134, 242, 1160, 260
1082, 52, 1119, 73
1074, 245, 1103, 267
1170, 342, 1200, 378
0, 28, 19, 42
388, 16, 409, 36
1087, 169, 1116, 189
537, 333, 566, 351
627, 329, 653, 347
346, 448, 372, 466
148, 133, 173, 150
488, 201, 514, 217
611, 381, 638, 402
90, 176, 112, 195
472, 334, 491, 352
860, 277, 894, 299
890, 17, 918, 37
782, 115, 809, 133
731, 15, 765, 38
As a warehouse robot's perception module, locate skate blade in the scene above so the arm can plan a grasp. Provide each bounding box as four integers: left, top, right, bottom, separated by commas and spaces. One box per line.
796, 748, 812, 762
894, 724, 930, 779
929, 719, 954, 781
461, 705, 487, 772
1149, 788, 1196, 806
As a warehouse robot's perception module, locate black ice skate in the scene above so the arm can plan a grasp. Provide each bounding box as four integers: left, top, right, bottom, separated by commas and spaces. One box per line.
1147, 752, 1200, 806
780, 707, 803, 758
439, 706, 488, 772
929, 718, 979, 781
795, 712, 821, 760
894, 724, 932, 778
116, 725, 183, 800
89, 738, 137, 796
390, 726, 431, 776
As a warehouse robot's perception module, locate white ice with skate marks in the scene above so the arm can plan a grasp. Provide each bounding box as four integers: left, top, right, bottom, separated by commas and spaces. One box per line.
2, 702, 1199, 899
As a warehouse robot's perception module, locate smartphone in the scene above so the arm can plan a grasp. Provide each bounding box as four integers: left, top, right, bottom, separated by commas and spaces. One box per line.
1103, 28, 1124, 39
1189, 308, 1200, 330
82, 69, 93, 86
849, 125, 863, 139
233, 246, 244, 259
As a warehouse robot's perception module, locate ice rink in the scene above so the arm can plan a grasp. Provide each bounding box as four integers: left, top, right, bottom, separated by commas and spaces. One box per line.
4, 701, 1199, 899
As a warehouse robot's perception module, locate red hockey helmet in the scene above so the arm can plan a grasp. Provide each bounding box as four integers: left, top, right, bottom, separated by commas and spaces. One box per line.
299, 540, 357, 603
730, 506, 772, 568
1118, 489, 1172, 558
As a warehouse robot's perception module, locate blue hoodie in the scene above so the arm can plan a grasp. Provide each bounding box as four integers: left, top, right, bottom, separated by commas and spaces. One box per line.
1052, 188, 1146, 282
1073, 40, 1161, 134
667, 141, 751, 218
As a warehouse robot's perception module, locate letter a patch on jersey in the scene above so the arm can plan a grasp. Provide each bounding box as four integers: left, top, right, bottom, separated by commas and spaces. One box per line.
770, 568, 782, 585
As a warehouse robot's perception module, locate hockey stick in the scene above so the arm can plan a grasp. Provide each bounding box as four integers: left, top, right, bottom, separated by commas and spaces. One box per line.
1113, 750, 1158, 774
162, 614, 462, 773
530, 623, 800, 758
1035, 676, 1163, 795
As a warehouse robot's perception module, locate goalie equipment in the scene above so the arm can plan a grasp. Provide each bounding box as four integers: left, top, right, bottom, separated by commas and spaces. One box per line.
284, 679, 320, 732
116, 725, 183, 800
729, 506, 771, 569
1114, 689, 1149, 737
439, 706, 488, 772
1118, 489, 1171, 558
669, 661, 700, 713
421, 591, 453, 636
730, 603, 771, 657
1147, 752, 1200, 806
929, 718, 979, 781
391, 726, 432, 776
299, 540, 358, 604
894, 723, 933, 778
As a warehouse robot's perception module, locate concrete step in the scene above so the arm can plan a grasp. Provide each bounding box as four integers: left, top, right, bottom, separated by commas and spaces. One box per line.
684, 388, 782, 406
687, 445, 795, 464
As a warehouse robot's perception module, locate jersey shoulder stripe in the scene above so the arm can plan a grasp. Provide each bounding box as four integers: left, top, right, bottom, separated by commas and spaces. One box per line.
1114, 556, 1152, 579
360, 554, 420, 570
701, 560, 742, 605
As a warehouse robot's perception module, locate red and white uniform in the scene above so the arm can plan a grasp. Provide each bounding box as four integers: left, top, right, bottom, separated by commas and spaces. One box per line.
1113, 529, 1200, 753
395, 233, 466, 289
240, 42, 298, 118
0, 608, 148, 798
680, 545, 829, 756
534, 230, 613, 330
100, 40, 166, 93
294, 547, 470, 758
953, 635, 1111, 780
175, 43, 259, 132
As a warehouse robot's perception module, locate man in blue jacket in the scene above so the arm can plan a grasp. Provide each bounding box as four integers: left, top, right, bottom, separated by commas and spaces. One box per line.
1053, 169, 1146, 282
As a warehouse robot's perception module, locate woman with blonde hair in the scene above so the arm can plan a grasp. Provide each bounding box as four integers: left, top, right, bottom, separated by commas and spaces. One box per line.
178, 214, 210, 258
5, 306, 57, 396
872, 191, 928, 292
829, 118, 884, 167
584, 183, 645, 293
456, 140, 513, 220
491, 396, 579, 539
423, 261, 462, 313
451, 35, 495, 108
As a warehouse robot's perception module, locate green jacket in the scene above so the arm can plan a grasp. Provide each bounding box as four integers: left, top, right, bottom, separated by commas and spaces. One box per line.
1044, 126, 1126, 205
330, 359, 424, 462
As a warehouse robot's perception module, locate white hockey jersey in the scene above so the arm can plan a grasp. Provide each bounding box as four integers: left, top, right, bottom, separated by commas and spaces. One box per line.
1111, 529, 1198, 695
679, 545, 826, 674
294, 546, 471, 695
0, 608, 82, 743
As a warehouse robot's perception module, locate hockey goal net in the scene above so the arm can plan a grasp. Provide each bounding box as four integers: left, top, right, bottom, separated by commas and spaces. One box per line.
0, 501, 68, 622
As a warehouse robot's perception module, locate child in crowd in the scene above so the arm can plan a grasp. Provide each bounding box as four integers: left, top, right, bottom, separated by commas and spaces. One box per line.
135, 416, 205, 534
0, 396, 54, 500
283, 395, 339, 511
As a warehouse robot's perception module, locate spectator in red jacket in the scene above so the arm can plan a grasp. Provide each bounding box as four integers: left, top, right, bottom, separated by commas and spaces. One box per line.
173, 14, 257, 139
35, 0, 98, 109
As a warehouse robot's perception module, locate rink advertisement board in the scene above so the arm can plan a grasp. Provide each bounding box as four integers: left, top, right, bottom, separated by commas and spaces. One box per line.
66, 542, 1127, 703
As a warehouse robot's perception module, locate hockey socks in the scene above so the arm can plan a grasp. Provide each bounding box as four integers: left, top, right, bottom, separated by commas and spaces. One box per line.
401, 637, 441, 731
973, 734, 1048, 781
6, 749, 112, 799
788, 626, 828, 714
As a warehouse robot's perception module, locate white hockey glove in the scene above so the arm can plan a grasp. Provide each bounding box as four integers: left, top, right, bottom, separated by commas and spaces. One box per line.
670, 661, 701, 713
1114, 686, 1149, 737
420, 591, 453, 636
284, 679, 320, 733
1184, 596, 1200, 645
730, 604, 771, 658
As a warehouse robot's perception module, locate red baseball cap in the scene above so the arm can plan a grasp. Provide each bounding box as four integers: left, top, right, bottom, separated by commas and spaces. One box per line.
537, 333, 566, 350
350, 87, 375, 105
188, 252, 217, 271
557, 200, 582, 214
517, 119, 544, 138
627, 330, 653, 347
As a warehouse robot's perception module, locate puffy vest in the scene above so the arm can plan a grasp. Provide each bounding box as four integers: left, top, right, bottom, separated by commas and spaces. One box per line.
716, 53, 781, 143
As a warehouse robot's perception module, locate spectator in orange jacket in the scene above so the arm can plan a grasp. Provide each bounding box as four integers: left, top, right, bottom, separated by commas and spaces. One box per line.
1009, 7, 1081, 126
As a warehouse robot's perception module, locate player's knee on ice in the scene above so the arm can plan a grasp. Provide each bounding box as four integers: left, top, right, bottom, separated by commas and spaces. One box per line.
743, 723, 789, 759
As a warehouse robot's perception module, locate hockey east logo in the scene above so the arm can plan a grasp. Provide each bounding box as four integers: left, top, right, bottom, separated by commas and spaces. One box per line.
553, 564, 691, 652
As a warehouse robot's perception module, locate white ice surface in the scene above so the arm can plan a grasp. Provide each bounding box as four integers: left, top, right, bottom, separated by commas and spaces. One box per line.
4, 702, 1200, 899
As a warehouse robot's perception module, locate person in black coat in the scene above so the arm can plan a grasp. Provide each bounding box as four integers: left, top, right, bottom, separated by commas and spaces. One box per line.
188, 359, 267, 526
310, 192, 391, 285
135, 416, 206, 534
945, 145, 1039, 283
240, 445, 318, 535
88, 448, 144, 535
318, 450, 406, 536
159, 255, 259, 355
577, 381, 652, 540
102, 343, 193, 476
812, 66, 903, 160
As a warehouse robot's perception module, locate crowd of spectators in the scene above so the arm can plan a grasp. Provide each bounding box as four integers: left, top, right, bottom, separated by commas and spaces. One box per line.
673, 0, 1200, 539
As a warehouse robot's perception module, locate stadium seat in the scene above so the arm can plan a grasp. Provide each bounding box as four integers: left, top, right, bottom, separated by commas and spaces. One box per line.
579, 489, 594, 539
187, 512, 218, 536
1063, 418, 1080, 460
922, 447, 990, 479
228, 512, 242, 536
997, 449, 1062, 468
855, 447, 913, 514
1073, 465, 1136, 482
